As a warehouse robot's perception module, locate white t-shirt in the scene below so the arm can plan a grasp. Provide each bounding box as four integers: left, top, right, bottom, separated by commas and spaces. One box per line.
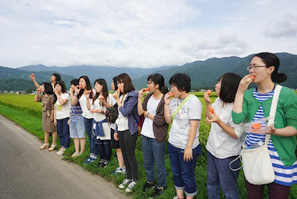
55, 93, 71, 120
79, 91, 94, 119
206, 98, 245, 158
116, 94, 129, 131
92, 94, 114, 122
141, 96, 161, 138
168, 95, 202, 149
91, 95, 114, 140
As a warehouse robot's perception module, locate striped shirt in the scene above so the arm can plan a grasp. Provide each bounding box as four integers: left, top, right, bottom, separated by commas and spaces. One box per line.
70, 102, 83, 116
245, 87, 297, 186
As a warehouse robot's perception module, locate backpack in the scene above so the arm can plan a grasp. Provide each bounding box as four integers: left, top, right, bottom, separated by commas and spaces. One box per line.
137, 114, 145, 136
105, 104, 118, 123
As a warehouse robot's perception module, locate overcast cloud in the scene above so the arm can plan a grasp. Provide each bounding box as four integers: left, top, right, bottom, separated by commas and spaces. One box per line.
0, 0, 296, 68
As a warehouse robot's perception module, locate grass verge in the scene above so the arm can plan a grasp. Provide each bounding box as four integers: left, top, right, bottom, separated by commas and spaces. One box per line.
0, 101, 296, 198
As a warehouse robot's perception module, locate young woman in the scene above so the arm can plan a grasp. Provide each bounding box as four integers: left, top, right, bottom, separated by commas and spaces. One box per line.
30, 73, 61, 89
71, 76, 95, 164
113, 73, 139, 193
86, 78, 114, 167
34, 82, 57, 151
203, 73, 244, 199
54, 81, 71, 156
232, 52, 297, 199
164, 73, 203, 199
69, 79, 85, 157
111, 76, 125, 174
137, 73, 168, 197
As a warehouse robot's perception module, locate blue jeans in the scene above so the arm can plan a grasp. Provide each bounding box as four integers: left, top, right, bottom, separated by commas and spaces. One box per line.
99, 140, 112, 161
69, 115, 85, 138
57, 118, 70, 148
168, 143, 201, 196
141, 135, 167, 187
84, 117, 94, 155
207, 152, 240, 199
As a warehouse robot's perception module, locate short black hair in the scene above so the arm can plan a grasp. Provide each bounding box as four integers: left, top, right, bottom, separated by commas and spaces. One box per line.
169, 73, 191, 93
52, 73, 61, 82
70, 79, 79, 86
219, 73, 241, 103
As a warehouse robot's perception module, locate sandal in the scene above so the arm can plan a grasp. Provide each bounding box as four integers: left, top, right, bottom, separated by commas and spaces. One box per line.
40, 143, 49, 150
71, 152, 80, 158
48, 144, 57, 152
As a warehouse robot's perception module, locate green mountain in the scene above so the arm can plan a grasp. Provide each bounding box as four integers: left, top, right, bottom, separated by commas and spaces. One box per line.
0, 79, 36, 92
18, 64, 176, 86
132, 53, 297, 89
1, 53, 297, 91
0, 66, 75, 91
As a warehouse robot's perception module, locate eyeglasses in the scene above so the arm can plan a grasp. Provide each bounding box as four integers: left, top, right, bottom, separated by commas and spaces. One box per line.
247, 65, 266, 71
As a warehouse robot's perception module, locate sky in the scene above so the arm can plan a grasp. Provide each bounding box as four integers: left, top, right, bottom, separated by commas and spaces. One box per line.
0, 0, 297, 68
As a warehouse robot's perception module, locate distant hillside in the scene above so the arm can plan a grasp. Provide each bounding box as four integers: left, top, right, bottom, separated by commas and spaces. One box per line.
133, 53, 297, 89
1, 53, 297, 91
0, 79, 36, 92
0, 66, 75, 91
18, 65, 177, 86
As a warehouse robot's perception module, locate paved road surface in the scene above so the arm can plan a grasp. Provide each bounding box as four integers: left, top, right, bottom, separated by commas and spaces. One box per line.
0, 115, 128, 199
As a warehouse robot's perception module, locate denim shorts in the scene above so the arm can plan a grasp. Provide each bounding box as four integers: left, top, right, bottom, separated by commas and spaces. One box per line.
70, 115, 85, 138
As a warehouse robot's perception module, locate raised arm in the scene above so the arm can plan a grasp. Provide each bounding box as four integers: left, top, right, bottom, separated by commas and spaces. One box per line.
164, 93, 172, 124
233, 75, 252, 113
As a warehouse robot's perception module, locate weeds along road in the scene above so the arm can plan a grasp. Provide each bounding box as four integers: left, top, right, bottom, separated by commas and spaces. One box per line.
0, 115, 129, 199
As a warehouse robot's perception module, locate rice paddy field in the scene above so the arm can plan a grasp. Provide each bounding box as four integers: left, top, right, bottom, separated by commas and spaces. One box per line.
0, 92, 296, 199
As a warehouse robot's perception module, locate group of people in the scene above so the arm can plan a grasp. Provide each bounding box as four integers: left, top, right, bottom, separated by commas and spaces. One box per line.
30, 52, 297, 199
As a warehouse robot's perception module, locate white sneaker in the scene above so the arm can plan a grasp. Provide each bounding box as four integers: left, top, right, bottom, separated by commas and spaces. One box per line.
125, 180, 136, 193
115, 167, 126, 174
119, 179, 132, 189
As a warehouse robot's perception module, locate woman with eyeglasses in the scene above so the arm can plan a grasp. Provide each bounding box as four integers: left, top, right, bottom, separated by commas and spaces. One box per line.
232, 52, 297, 199
138, 73, 168, 198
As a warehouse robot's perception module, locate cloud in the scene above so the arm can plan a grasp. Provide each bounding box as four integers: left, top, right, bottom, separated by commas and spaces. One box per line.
264, 15, 297, 38
0, 0, 296, 68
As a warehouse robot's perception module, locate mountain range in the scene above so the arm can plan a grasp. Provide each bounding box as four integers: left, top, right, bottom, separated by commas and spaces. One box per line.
0, 52, 296, 91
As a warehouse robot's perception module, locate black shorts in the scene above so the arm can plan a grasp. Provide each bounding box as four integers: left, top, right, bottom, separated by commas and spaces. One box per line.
111, 128, 120, 149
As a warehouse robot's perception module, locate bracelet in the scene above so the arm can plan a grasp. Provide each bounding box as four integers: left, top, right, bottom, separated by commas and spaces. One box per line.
146, 112, 150, 117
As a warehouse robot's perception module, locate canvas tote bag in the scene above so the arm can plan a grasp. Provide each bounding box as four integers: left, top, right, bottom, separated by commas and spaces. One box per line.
241, 85, 282, 185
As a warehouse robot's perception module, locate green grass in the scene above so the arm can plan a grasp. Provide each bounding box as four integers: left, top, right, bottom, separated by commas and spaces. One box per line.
0, 93, 296, 199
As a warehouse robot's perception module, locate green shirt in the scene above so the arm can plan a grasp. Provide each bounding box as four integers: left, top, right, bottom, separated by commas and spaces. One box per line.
232, 86, 297, 166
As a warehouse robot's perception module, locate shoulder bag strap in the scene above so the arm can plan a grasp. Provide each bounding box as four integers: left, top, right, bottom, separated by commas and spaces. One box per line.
170, 94, 195, 121
167, 94, 195, 133
265, 85, 282, 145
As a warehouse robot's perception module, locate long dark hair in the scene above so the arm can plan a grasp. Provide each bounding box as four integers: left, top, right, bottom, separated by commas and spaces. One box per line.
117, 73, 135, 94
218, 73, 241, 103
42, 82, 57, 104
253, 52, 287, 83
54, 81, 67, 93
112, 76, 118, 91
93, 78, 108, 105
148, 73, 168, 94
78, 76, 93, 99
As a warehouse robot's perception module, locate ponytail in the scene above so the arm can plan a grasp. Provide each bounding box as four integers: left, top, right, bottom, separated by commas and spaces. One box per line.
272, 72, 287, 83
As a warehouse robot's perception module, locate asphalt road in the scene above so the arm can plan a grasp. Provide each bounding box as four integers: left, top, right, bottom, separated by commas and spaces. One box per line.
0, 115, 128, 199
